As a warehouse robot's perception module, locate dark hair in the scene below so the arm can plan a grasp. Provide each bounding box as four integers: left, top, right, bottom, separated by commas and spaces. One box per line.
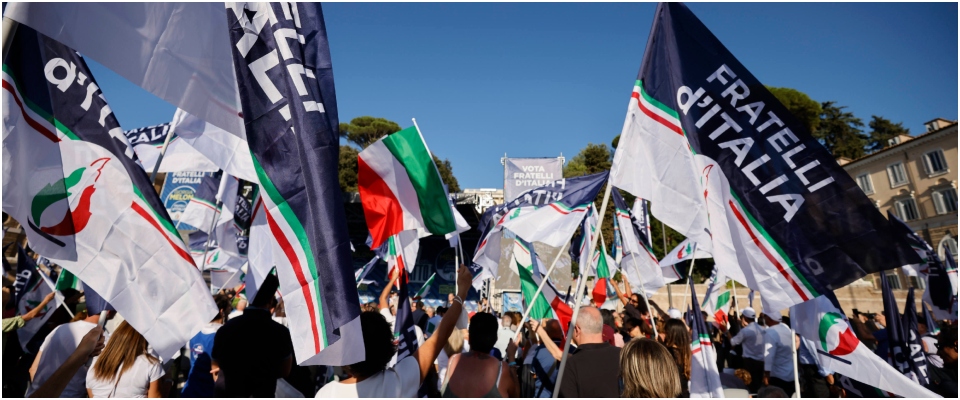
662, 319, 691, 379
343, 311, 396, 379
212, 294, 233, 322
600, 309, 616, 329
632, 294, 649, 315
939, 324, 957, 350
468, 312, 498, 354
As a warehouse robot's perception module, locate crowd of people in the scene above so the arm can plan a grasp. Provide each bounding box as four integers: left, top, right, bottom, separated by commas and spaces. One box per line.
3, 262, 958, 398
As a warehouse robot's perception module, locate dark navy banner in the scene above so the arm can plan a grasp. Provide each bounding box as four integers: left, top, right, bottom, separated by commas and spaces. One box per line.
901, 288, 930, 386
638, 3, 920, 295
14, 245, 40, 307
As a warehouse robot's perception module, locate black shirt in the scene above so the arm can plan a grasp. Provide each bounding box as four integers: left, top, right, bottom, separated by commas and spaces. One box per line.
212, 308, 294, 397
557, 343, 621, 398
411, 309, 428, 332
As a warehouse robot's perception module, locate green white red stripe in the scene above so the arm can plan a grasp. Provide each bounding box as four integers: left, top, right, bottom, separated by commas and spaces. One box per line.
358, 126, 456, 249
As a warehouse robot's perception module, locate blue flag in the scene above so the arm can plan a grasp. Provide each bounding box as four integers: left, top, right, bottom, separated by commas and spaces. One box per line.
881, 274, 922, 385
226, 3, 361, 365
14, 245, 41, 307
900, 288, 930, 386
394, 271, 419, 361
688, 279, 724, 397
610, 2, 921, 312
82, 281, 115, 315
922, 302, 940, 336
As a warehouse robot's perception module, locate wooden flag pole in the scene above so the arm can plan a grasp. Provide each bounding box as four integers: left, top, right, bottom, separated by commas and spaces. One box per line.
552, 183, 612, 398
513, 240, 571, 342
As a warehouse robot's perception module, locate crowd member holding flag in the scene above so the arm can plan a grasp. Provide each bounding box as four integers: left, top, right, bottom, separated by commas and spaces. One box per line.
316, 265, 472, 398
2, 291, 55, 351
761, 311, 795, 396
728, 307, 764, 393
27, 307, 115, 397
927, 325, 957, 397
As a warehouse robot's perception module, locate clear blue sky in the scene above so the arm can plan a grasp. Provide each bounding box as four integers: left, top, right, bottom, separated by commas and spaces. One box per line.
85, 2, 958, 189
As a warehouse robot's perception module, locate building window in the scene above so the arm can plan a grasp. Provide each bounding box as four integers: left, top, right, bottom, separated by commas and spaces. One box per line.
884, 270, 901, 290
909, 275, 926, 290
922, 149, 949, 176
939, 236, 958, 262
856, 173, 874, 194
894, 197, 920, 221
933, 187, 958, 214
887, 162, 909, 188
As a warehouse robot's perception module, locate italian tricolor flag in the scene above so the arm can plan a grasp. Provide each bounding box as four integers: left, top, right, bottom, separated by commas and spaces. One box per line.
358, 126, 456, 249
513, 237, 572, 334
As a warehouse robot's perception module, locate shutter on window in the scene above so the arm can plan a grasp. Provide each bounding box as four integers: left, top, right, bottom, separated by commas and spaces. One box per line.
933, 191, 946, 215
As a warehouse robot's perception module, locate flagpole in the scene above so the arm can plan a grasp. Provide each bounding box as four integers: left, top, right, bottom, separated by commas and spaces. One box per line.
215, 266, 244, 293
662, 221, 673, 308
731, 280, 740, 316
513, 240, 571, 342
791, 325, 801, 397
454, 245, 459, 295
553, 183, 612, 398
149, 127, 176, 184
680, 242, 699, 312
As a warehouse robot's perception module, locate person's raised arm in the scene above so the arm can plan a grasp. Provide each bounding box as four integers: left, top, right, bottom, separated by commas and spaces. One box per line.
413, 265, 472, 383
22, 292, 56, 322
379, 269, 399, 310
527, 319, 562, 361
30, 326, 104, 398
612, 278, 629, 306
648, 298, 668, 321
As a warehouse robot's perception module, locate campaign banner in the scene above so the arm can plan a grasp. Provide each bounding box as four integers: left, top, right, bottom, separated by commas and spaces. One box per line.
501, 291, 523, 313
503, 157, 563, 202
160, 172, 218, 230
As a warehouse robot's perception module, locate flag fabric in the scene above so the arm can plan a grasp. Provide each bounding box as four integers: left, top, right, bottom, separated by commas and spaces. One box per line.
386, 230, 422, 276
355, 256, 381, 285
123, 123, 219, 174
659, 238, 711, 282
612, 215, 623, 262
246, 196, 274, 302
414, 273, 436, 298
901, 288, 930, 386
81, 281, 115, 315
445, 202, 472, 248
512, 235, 573, 334
169, 109, 259, 182
13, 245, 41, 307
613, 189, 665, 294
17, 258, 61, 351
633, 198, 653, 249
881, 274, 926, 386
572, 204, 600, 282
216, 178, 258, 259
210, 265, 244, 293
471, 172, 606, 288
499, 172, 608, 248
590, 242, 619, 308
2, 25, 216, 358
922, 302, 940, 336
394, 267, 419, 360
358, 126, 457, 249
178, 171, 224, 232
226, 3, 361, 366
54, 268, 82, 292
701, 267, 732, 327
609, 2, 921, 313
688, 279, 724, 398
791, 293, 938, 398
930, 244, 958, 320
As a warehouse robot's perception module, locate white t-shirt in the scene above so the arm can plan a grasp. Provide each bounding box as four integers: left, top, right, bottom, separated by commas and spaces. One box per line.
86, 354, 166, 398
28, 320, 105, 398
315, 355, 419, 398
380, 307, 396, 331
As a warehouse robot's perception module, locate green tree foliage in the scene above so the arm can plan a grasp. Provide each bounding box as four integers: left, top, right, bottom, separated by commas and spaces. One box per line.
339, 116, 402, 149
338, 145, 359, 193
611, 134, 620, 149
563, 143, 612, 178
767, 86, 822, 135
815, 101, 867, 160
433, 155, 460, 193
866, 115, 910, 153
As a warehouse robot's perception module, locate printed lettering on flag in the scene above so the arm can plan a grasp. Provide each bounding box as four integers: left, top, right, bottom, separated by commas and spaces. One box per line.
225, 3, 362, 365
2, 25, 216, 358
611, 3, 920, 312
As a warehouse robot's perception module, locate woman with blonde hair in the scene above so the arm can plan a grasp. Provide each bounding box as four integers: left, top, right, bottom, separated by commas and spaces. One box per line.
86, 321, 165, 398
619, 338, 682, 398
